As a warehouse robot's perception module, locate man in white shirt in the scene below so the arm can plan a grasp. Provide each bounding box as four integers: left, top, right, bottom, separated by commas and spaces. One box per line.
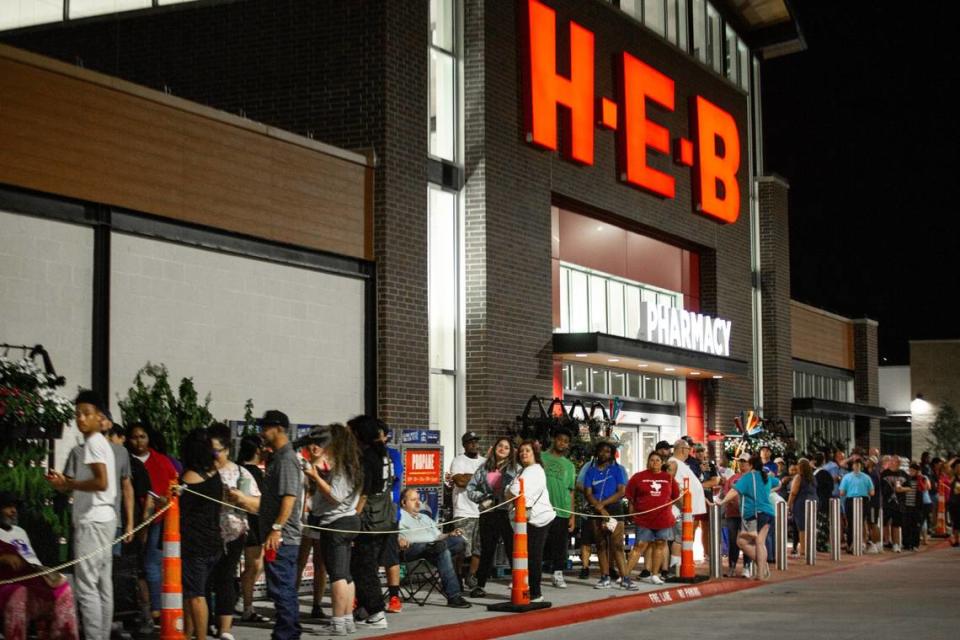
446, 432, 485, 589
666, 439, 706, 576
397, 488, 471, 608
47, 390, 117, 640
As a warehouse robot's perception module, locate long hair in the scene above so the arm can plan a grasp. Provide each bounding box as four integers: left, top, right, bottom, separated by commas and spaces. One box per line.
797, 458, 814, 484
181, 428, 215, 474
517, 439, 543, 467
749, 455, 768, 484
484, 437, 515, 472
326, 423, 363, 494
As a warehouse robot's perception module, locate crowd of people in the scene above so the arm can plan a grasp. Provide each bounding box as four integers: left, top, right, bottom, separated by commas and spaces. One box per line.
2, 389, 960, 640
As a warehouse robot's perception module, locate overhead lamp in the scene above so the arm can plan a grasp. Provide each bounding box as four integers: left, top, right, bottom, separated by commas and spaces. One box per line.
575, 353, 588, 357
664, 367, 676, 372
608, 358, 620, 363
712, 375, 723, 379
691, 371, 701, 376
637, 363, 648, 368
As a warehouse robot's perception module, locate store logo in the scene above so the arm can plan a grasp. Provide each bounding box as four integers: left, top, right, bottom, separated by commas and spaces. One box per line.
639, 301, 732, 357
522, 0, 741, 224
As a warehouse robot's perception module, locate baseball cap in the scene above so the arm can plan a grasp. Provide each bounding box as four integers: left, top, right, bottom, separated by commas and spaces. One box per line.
461, 431, 481, 445
261, 410, 290, 430
655, 440, 672, 451
868, 455, 879, 464
774, 457, 785, 464
737, 452, 751, 462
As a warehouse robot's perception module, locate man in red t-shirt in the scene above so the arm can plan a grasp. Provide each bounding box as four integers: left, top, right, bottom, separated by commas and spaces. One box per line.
625, 452, 679, 585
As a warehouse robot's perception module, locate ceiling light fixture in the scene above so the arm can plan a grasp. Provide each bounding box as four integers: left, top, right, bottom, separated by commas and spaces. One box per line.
664, 367, 676, 372
608, 358, 620, 363
575, 353, 588, 357
713, 375, 723, 379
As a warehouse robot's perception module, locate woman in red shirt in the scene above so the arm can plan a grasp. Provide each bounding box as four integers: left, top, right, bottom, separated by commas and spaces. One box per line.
625, 452, 679, 585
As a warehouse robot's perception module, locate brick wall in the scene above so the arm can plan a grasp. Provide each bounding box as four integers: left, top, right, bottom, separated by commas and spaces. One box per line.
853, 319, 880, 450
909, 341, 960, 459
758, 176, 793, 423
4, 0, 431, 430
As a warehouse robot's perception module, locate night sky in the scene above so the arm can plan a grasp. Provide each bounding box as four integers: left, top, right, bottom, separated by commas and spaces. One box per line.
761, 1, 960, 365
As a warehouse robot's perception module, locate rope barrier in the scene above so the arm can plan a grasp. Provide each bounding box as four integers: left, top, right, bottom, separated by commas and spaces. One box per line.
0, 501, 174, 586
553, 490, 689, 519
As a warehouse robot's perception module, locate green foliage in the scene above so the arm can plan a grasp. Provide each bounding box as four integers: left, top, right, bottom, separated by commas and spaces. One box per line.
926, 403, 960, 456
241, 398, 258, 436
117, 363, 214, 458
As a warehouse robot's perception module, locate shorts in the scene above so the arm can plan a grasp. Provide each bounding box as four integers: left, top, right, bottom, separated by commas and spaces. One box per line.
635, 527, 673, 542
182, 552, 222, 599
320, 514, 360, 583
578, 517, 596, 546
458, 517, 481, 557
379, 532, 400, 567
883, 509, 903, 528
743, 511, 773, 533
245, 516, 263, 547
303, 514, 323, 541
866, 505, 880, 526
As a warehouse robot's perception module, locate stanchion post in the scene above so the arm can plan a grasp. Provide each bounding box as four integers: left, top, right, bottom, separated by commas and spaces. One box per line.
708, 503, 722, 579
161, 481, 185, 640
829, 498, 841, 562
680, 479, 695, 579
852, 497, 863, 556
775, 501, 788, 571
804, 500, 817, 566
878, 503, 884, 549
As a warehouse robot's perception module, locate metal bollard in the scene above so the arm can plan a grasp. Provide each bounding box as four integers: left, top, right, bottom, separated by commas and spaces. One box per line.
804, 500, 817, 565
829, 498, 842, 562
709, 503, 722, 579
878, 503, 884, 549
775, 501, 788, 571
852, 497, 864, 556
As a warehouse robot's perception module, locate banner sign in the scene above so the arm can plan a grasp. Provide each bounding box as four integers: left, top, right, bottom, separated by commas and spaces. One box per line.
403, 447, 444, 486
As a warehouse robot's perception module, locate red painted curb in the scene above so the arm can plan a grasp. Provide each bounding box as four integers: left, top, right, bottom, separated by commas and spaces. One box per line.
378, 543, 952, 640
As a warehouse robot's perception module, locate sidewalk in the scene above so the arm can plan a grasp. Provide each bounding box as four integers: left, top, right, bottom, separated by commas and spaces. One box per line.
233, 541, 952, 640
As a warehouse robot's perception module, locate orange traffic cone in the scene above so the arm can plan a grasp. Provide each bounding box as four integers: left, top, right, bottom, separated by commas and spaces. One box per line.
934, 480, 949, 537
161, 481, 185, 640
487, 478, 550, 612
680, 478, 696, 580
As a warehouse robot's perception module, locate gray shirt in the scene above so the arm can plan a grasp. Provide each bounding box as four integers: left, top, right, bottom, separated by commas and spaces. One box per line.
312, 470, 360, 526
259, 443, 303, 545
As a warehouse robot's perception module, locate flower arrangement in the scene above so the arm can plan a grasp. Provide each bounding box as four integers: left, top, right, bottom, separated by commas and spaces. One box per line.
723, 432, 788, 459
0, 355, 74, 438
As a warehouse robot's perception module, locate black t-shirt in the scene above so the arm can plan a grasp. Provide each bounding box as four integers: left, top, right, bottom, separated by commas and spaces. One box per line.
880, 469, 909, 511
179, 471, 223, 557
815, 468, 834, 507
129, 456, 152, 525
360, 447, 392, 497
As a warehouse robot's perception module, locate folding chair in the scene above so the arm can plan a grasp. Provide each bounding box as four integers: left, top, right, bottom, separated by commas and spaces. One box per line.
399, 556, 445, 606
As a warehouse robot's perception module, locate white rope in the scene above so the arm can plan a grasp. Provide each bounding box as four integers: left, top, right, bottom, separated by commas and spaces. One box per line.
179, 485, 521, 535
555, 490, 689, 519
0, 502, 174, 586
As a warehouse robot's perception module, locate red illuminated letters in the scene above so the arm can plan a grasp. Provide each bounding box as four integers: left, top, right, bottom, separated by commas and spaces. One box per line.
692, 96, 741, 223
619, 52, 675, 198
525, 0, 595, 164
523, 0, 743, 224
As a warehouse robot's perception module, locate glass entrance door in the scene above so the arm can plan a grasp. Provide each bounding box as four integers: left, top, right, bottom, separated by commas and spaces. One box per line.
612, 425, 639, 478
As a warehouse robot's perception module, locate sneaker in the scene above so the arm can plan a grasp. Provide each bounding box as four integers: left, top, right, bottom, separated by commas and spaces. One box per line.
866, 543, 881, 554
358, 612, 388, 629
742, 564, 753, 579
219, 634, 235, 640
659, 571, 670, 582
578, 567, 590, 580
552, 571, 567, 589
620, 577, 640, 591
464, 574, 478, 589
893, 544, 902, 553
447, 595, 472, 608
469, 586, 487, 598
594, 576, 612, 589
311, 604, 328, 619
386, 596, 402, 613
649, 574, 665, 585
345, 618, 357, 635
241, 610, 271, 623
530, 596, 544, 603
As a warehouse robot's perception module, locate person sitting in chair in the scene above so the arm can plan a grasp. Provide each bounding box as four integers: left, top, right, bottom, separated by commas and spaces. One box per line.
397, 488, 471, 608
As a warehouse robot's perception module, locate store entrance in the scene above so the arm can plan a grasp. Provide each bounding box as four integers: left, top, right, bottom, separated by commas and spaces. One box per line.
612, 425, 660, 478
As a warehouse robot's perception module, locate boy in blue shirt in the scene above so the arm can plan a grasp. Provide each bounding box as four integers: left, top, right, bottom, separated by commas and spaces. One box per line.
583, 441, 636, 591
839, 458, 875, 553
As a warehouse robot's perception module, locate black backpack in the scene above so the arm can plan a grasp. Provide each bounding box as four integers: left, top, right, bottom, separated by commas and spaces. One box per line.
361, 453, 397, 532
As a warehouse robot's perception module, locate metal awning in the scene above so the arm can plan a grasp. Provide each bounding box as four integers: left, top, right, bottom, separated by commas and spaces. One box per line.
553, 332, 750, 380
792, 398, 887, 419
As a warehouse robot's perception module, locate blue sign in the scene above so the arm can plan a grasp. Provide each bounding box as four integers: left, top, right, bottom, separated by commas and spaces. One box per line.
415, 486, 442, 520
401, 429, 440, 444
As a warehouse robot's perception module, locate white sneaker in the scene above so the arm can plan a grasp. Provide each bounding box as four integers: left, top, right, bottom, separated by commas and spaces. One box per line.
552, 571, 567, 589
743, 564, 753, 579
594, 576, 612, 589
649, 574, 665, 585
893, 544, 902, 553
531, 596, 545, 603
358, 612, 388, 629
866, 543, 880, 554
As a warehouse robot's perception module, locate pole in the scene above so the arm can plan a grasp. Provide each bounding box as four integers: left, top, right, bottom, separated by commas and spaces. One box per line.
680, 478, 695, 579
804, 500, 817, 566
511, 478, 529, 606
829, 498, 841, 562
852, 497, 863, 556
708, 503, 722, 579
775, 500, 788, 571
161, 481, 185, 640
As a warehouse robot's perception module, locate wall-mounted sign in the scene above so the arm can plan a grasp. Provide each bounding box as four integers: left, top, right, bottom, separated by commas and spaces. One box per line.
403, 447, 444, 486
639, 301, 732, 357
400, 429, 440, 444
523, 0, 742, 224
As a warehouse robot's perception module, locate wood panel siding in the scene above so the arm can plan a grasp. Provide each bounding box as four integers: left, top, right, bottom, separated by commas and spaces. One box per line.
0, 45, 372, 260
791, 301, 854, 370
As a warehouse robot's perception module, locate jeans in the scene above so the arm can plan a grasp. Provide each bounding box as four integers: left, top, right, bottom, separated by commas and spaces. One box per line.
404, 536, 465, 601
476, 510, 513, 588
352, 533, 392, 616
527, 522, 549, 599
266, 543, 301, 640
75, 518, 116, 640
544, 517, 570, 572
723, 517, 750, 570
144, 521, 163, 611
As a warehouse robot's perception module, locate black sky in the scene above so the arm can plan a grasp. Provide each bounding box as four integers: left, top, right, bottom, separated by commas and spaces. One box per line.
761, 1, 960, 365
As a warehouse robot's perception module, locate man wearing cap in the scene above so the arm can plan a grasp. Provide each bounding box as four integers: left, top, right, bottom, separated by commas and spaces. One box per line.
447, 432, 485, 589
583, 440, 636, 590
229, 410, 303, 640
46, 390, 117, 640
666, 439, 706, 577
759, 446, 779, 474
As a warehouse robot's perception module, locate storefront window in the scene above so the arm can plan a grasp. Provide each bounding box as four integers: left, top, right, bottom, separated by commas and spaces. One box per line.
661, 379, 676, 403
589, 275, 607, 332
737, 38, 750, 91
570, 364, 589, 392
610, 371, 626, 397
608, 281, 625, 336
625, 285, 641, 338
692, 0, 707, 63
429, 187, 457, 371
644, 0, 666, 37
627, 372, 641, 398
569, 270, 589, 332
643, 375, 659, 399
619, 0, 641, 21
724, 24, 737, 83
430, 0, 455, 50
429, 0, 458, 162
707, 3, 722, 74
591, 368, 608, 394
429, 372, 456, 430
